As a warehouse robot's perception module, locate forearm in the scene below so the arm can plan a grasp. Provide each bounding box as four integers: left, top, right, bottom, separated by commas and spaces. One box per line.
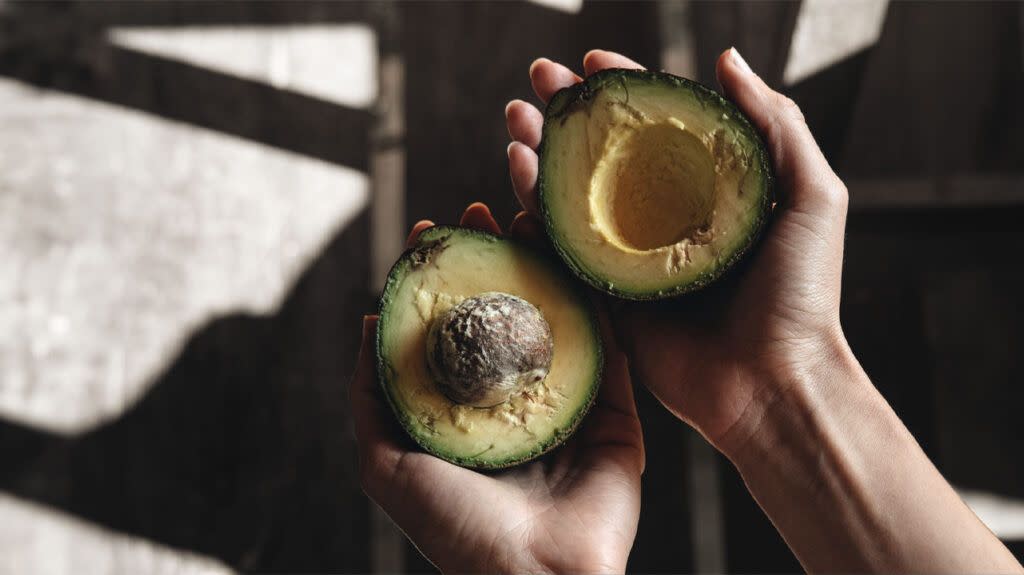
726, 335, 1022, 573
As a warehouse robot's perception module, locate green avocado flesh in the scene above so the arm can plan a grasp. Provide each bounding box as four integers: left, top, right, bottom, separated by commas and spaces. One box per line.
376, 226, 602, 469
538, 69, 774, 299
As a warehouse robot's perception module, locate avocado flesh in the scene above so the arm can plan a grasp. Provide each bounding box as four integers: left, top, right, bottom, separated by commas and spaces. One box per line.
377, 226, 602, 469
539, 69, 773, 299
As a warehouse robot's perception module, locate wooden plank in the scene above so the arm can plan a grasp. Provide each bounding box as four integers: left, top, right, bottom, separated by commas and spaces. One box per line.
3, 1, 371, 27
690, 3, 803, 571
367, 2, 409, 570
787, 50, 872, 168
923, 269, 1024, 499
400, 0, 661, 228
848, 176, 1024, 210
783, 0, 888, 86
0, 213, 375, 572
842, 1, 1024, 177
691, 1, 799, 88
0, 2, 380, 571
0, 42, 373, 172
685, 432, 726, 573
657, 0, 698, 78
628, 388, 694, 572
841, 203, 1024, 503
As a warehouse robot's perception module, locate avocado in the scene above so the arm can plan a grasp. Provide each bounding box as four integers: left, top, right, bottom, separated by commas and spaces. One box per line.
538, 69, 773, 299
376, 226, 602, 469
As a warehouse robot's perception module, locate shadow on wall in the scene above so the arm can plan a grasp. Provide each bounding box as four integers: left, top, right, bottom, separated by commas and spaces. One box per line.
0, 2, 379, 571
6, 0, 1022, 571
0, 218, 373, 571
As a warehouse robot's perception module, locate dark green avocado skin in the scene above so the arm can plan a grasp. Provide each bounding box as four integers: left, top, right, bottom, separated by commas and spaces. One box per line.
537, 68, 775, 301
375, 225, 603, 469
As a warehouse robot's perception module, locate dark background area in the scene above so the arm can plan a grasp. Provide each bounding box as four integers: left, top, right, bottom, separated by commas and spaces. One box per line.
1, 1, 1022, 572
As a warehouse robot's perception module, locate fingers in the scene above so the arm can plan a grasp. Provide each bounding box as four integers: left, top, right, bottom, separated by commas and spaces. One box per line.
407, 205, 503, 245
407, 204, 502, 244
459, 202, 502, 234
593, 303, 639, 419
530, 51, 644, 104
715, 48, 847, 215
529, 58, 581, 104
350, 316, 403, 478
406, 220, 435, 248
512, 51, 643, 216
504, 99, 542, 214
505, 100, 543, 149
583, 49, 645, 75
582, 302, 645, 471
507, 142, 540, 214
508, 210, 545, 246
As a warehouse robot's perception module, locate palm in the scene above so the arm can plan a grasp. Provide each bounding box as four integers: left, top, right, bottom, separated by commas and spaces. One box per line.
382, 399, 641, 574
350, 205, 644, 574
615, 206, 844, 446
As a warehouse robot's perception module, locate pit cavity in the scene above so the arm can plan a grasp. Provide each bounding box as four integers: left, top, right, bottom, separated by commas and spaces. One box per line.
591, 122, 716, 251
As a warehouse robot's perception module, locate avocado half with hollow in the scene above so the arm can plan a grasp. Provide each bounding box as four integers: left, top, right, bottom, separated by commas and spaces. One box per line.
538, 69, 774, 299
376, 226, 602, 469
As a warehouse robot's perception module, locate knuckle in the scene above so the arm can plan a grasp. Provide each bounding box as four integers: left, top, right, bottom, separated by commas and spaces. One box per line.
766, 91, 804, 124
765, 95, 808, 157
819, 177, 849, 210
778, 95, 806, 124
829, 176, 849, 203
835, 178, 850, 201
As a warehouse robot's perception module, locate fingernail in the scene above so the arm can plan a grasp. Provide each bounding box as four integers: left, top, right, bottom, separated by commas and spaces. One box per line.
507, 141, 517, 158
730, 47, 753, 74
504, 99, 517, 117
361, 315, 378, 340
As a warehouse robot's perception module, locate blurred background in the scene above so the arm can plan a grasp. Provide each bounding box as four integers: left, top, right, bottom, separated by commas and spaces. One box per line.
1, 0, 1022, 572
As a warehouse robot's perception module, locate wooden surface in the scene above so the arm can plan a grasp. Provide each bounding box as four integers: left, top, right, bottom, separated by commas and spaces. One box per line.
0, 2, 376, 572
1, 1, 1022, 572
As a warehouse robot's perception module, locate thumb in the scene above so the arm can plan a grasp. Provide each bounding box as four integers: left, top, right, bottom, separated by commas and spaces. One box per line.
715, 47, 848, 217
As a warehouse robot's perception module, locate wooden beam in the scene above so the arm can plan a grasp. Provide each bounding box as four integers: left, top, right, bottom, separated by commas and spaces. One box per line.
848, 175, 1024, 211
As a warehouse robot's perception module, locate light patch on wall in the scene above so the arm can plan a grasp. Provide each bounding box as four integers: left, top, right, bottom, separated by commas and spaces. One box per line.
525, 0, 582, 14
0, 78, 369, 434
658, 0, 697, 79
108, 25, 378, 108
0, 493, 231, 574
959, 488, 1024, 541
783, 0, 889, 85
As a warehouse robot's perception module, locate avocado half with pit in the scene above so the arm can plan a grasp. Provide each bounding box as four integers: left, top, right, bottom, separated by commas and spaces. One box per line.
376, 226, 602, 469
538, 69, 774, 299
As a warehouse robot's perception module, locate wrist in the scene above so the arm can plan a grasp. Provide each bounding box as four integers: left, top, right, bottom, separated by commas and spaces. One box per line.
707, 330, 1024, 573
463, 554, 621, 575
716, 326, 881, 466
436, 541, 626, 575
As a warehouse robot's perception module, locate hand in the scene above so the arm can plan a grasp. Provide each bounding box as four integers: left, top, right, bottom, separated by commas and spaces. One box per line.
505, 48, 850, 457
350, 204, 645, 574
509, 50, 1024, 574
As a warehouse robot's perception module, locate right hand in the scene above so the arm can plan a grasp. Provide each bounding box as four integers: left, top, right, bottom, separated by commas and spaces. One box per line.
505, 48, 852, 458
351, 205, 645, 575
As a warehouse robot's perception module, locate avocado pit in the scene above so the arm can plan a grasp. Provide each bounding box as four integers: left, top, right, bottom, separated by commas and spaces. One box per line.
426, 292, 554, 408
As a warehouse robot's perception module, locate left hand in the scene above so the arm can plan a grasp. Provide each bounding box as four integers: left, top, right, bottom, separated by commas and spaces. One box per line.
350, 203, 645, 574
